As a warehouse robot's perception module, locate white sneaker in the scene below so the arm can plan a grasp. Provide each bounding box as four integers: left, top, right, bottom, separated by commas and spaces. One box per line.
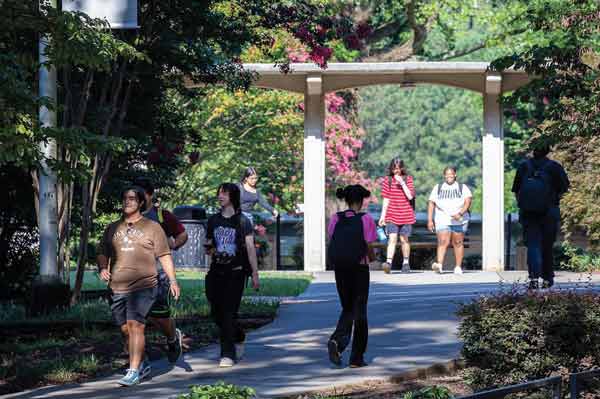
431, 262, 442, 273
382, 262, 391, 274
401, 263, 411, 273
219, 357, 235, 368
454, 266, 463, 275
235, 342, 245, 361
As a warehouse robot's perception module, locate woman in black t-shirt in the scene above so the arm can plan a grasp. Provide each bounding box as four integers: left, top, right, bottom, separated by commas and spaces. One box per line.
204, 183, 259, 368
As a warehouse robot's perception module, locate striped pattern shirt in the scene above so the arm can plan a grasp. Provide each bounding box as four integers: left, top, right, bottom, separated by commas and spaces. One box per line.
381, 175, 416, 225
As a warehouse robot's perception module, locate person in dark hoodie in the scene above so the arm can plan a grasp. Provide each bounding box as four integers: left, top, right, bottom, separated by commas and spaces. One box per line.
512, 145, 570, 289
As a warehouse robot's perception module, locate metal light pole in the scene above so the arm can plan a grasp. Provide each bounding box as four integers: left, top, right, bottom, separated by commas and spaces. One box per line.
38, 0, 59, 282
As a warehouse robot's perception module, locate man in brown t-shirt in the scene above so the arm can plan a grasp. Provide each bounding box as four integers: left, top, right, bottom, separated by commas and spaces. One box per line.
97, 186, 180, 387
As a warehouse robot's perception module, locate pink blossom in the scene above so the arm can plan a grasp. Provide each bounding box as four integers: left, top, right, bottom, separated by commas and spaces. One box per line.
309, 46, 332, 68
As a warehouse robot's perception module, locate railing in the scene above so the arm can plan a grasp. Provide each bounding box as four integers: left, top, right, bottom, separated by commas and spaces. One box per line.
460, 376, 562, 399
570, 368, 600, 399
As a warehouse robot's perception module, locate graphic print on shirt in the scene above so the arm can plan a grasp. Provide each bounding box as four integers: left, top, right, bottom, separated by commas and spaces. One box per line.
112, 227, 145, 252
213, 226, 237, 256
438, 186, 462, 200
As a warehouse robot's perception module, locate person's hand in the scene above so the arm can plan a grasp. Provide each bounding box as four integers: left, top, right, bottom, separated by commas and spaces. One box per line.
451, 213, 463, 221
427, 220, 435, 232
251, 270, 260, 291
99, 268, 111, 282
378, 218, 386, 227
168, 238, 177, 250
169, 280, 181, 301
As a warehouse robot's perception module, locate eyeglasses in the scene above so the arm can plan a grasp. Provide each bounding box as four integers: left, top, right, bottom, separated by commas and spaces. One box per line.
126, 222, 134, 235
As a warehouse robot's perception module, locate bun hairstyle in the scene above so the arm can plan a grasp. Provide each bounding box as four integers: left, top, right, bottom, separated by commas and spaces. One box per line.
388, 157, 407, 176
336, 184, 371, 206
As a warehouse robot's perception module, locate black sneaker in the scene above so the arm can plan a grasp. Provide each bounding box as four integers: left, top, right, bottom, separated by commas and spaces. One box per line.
528, 280, 539, 290
327, 339, 341, 366
542, 279, 554, 289
167, 328, 183, 363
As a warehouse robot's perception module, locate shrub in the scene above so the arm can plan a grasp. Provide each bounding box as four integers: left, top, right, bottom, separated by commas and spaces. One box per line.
177, 381, 255, 399
402, 386, 454, 399
555, 242, 600, 272
457, 288, 600, 391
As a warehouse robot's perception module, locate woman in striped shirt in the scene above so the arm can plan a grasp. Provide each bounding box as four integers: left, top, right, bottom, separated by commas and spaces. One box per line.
378, 158, 416, 273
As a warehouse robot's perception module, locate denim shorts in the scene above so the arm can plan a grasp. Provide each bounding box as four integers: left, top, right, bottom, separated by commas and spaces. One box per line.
436, 223, 468, 234
386, 223, 412, 236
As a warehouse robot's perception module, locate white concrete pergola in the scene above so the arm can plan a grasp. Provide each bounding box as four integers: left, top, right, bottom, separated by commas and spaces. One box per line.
242, 62, 530, 272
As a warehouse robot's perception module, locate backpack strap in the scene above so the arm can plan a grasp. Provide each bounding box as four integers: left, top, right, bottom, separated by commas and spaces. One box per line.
157, 206, 164, 224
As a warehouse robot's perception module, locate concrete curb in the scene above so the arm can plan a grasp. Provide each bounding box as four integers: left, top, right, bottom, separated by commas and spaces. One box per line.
277, 359, 466, 399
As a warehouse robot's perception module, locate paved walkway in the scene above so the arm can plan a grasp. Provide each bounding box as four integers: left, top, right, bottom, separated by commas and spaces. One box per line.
5, 271, 600, 399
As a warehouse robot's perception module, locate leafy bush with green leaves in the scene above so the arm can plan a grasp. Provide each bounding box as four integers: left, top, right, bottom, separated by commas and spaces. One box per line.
402, 386, 454, 399
177, 382, 255, 399
554, 242, 600, 272
458, 289, 600, 391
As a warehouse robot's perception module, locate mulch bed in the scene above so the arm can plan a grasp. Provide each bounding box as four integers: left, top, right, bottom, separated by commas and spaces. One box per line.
285, 374, 472, 398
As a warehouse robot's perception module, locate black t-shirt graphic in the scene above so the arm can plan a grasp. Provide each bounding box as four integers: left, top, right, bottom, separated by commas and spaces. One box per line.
206, 213, 253, 267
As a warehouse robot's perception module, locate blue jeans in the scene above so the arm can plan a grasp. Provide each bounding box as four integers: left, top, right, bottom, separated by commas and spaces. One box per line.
521, 207, 560, 282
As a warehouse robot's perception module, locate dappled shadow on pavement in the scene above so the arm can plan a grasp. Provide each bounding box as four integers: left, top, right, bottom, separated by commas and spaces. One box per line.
1, 275, 523, 399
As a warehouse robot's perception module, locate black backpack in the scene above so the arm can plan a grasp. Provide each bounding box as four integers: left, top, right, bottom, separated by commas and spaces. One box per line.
517, 159, 554, 214
388, 176, 415, 210
328, 210, 367, 267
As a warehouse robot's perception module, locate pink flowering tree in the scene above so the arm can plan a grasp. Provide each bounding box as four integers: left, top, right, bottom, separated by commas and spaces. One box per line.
290, 48, 376, 204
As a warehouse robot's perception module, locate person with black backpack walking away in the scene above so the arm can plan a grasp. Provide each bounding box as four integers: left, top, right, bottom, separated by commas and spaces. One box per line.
327, 185, 377, 368
204, 183, 260, 368
512, 145, 569, 290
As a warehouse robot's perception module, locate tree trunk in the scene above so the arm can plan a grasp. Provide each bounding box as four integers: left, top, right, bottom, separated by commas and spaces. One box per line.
70, 62, 130, 304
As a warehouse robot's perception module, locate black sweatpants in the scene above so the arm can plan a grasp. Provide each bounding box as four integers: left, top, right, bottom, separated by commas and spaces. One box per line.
330, 265, 370, 364
205, 268, 246, 360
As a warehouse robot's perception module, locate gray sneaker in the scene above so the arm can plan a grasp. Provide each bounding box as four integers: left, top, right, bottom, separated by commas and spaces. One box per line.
401, 263, 411, 273
167, 328, 183, 363
118, 369, 140, 386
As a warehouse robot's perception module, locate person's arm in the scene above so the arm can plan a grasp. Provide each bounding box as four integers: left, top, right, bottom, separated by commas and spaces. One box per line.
427, 201, 435, 232
157, 254, 180, 300
257, 191, 276, 216
512, 162, 524, 202
245, 234, 260, 290
398, 176, 413, 200
363, 215, 378, 262
459, 197, 472, 216
97, 227, 112, 282
379, 198, 389, 227
171, 231, 188, 250
556, 164, 570, 197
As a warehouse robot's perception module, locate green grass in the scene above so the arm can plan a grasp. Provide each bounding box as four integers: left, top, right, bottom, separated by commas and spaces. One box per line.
71, 270, 312, 297
1, 272, 311, 323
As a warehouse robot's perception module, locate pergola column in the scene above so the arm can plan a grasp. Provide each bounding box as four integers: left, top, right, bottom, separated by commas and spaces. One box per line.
303, 75, 326, 272
482, 73, 505, 271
